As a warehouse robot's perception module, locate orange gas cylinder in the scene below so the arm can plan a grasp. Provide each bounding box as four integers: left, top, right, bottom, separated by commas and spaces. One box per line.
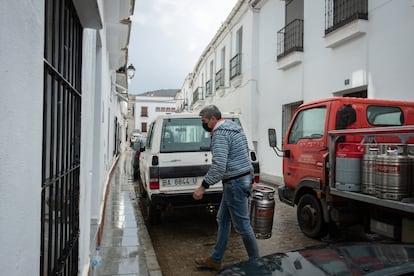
336, 143, 364, 192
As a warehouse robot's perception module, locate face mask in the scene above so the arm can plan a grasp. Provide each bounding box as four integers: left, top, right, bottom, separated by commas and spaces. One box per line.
202, 122, 212, 132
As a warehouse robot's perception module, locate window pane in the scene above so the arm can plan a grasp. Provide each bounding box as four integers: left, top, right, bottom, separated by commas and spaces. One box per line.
367, 106, 403, 126
288, 107, 326, 144
160, 118, 241, 152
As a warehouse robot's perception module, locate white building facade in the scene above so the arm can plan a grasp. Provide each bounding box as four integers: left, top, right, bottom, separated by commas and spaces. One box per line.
0, 0, 135, 275
183, 0, 414, 184
133, 93, 178, 135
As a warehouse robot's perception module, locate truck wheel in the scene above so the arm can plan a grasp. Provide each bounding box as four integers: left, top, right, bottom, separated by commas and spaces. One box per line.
297, 194, 327, 239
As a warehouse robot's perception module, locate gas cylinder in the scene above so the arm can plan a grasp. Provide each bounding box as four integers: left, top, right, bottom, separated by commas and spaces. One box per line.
408, 144, 414, 197
249, 185, 275, 239
336, 143, 364, 191
375, 144, 410, 200
362, 144, 382, 195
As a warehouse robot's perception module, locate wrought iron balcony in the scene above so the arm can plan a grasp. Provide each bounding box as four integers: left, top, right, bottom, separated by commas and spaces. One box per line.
277, 19, 304, 60
325, 0, 368, 34
230, 53, 242, 80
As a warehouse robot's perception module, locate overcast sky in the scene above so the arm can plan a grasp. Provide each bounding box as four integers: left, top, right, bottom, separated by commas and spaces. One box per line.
128, 0, 238, 95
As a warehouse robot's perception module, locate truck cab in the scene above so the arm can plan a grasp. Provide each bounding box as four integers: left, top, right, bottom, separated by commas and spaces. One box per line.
271, 97, 414, 239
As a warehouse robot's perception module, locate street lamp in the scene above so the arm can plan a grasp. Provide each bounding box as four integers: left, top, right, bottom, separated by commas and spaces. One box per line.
127, 64, 136, 79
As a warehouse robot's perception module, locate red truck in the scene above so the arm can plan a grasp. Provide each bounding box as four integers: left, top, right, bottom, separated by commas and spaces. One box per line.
269, 97, 414, 241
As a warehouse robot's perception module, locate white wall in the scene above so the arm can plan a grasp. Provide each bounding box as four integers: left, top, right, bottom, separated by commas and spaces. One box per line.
0, 1, 133, 275
0, 1, 44, 275
255, 0, 287, 181
79, 28, 98, 272
367, 0, 414, 100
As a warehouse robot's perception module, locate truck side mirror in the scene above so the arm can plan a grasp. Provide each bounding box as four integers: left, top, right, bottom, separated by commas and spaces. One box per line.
268, 129, 278, 147
268, 128, 284, 157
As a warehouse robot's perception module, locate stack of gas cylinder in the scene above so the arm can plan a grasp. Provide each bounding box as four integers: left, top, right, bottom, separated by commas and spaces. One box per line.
336, 143, 414, 201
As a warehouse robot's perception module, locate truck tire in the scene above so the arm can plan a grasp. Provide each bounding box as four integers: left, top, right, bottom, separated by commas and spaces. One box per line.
297, 194, 327, 239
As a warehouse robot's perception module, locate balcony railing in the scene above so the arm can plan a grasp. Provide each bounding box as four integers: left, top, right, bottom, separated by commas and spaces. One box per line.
215, 69, 224, 90
277, 19, 304, 60
192, 87, 203, 103
205, 80, 212, 96
325, 0, 368, 34
230, 53, 242, 80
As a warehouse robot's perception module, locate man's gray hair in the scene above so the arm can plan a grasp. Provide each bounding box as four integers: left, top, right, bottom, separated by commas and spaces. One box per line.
199, 105, 222, 119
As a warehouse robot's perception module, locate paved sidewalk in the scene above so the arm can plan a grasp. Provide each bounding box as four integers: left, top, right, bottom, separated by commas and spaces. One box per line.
92, 150, 162, 276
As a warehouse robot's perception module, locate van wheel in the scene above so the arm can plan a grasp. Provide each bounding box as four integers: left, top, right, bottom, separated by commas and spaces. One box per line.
148, 204, 161, 225
142, 197, 161, 225
297, 194, 327, 239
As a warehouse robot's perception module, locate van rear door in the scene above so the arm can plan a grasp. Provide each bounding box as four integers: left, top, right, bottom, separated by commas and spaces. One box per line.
158, 117, 221, 193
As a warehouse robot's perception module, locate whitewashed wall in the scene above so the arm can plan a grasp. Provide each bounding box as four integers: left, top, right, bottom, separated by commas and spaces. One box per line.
0, 0, 133, 275
134, 96, 177, 134
366, 0, 414, 100
79, 28, 94, 273
0, 2, 44, 275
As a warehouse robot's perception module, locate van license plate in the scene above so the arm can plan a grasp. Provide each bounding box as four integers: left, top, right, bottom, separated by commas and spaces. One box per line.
162, 177, 198, 186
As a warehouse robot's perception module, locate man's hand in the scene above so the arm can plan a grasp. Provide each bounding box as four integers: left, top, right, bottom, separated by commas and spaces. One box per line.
251, 181, 258, 190
193, 186, 206, 200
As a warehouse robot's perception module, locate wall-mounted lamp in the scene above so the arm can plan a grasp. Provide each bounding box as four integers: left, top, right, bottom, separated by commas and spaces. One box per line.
127, 64, 136, 79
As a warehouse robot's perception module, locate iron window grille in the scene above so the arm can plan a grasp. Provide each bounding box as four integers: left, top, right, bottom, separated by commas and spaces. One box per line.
325, 0, 368, 34
230, 53, 242, 80
277, 19, 304, 60
41, 0, 82, 275
205, 80, 212, 96
192, 87, 203, 103
215, 69, 225, 90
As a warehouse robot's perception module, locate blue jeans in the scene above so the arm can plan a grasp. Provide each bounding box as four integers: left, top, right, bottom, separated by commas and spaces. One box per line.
210, 175, 260, 263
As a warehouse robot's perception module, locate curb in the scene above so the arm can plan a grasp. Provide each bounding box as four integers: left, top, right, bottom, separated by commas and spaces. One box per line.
133, 194, 163, 276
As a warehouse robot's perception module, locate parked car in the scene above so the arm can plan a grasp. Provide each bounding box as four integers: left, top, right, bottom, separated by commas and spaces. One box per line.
130, 130, 143, 146
217, 242, 414, 276
131, 139, 144, 181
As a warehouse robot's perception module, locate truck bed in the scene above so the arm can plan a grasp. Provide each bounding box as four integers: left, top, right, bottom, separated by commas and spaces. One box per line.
330, 188, 414, 213
328, 126, 414, 214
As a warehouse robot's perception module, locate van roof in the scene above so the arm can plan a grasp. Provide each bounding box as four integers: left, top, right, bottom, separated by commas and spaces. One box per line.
154, 112, 241, 120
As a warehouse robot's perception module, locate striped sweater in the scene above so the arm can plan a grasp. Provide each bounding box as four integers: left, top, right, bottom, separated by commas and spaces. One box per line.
203, 119, 253, 187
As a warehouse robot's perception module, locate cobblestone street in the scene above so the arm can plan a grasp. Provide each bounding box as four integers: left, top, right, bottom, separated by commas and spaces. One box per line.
142, 186, 325, 276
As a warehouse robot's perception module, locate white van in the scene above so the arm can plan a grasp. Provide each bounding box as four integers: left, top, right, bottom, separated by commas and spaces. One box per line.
137, 112, 260, 224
